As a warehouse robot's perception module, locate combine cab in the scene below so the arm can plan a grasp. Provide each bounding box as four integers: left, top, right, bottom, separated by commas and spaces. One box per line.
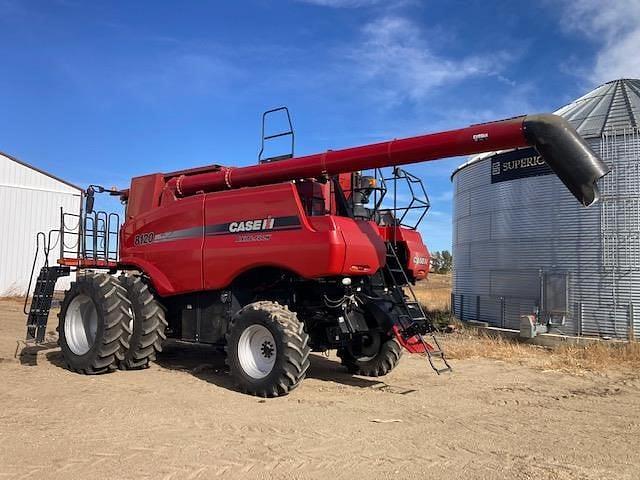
24, 109, 608, 396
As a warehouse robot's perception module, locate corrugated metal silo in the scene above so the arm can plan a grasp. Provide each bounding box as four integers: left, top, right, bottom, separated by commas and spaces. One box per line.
451, 79, 640, 339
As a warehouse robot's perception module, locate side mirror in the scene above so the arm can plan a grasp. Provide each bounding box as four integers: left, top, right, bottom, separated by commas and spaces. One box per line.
85, 187, 95, 214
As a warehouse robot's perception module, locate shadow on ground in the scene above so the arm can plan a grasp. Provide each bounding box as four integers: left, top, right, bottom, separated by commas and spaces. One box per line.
155, 341, 384, 391
16, 340, 58, 366
17, 338, 386, 393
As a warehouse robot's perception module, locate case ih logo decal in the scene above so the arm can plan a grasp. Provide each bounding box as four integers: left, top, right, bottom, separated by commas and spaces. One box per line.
206, 215, 300, 236
141, 215, 302, 245
228, 216, 275, 233
413, 256, 428, 266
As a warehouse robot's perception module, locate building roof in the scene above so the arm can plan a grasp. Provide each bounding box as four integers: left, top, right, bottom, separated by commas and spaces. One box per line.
555, 79, 640, 138
0, 150, 82, 192
452, 78, 640, 179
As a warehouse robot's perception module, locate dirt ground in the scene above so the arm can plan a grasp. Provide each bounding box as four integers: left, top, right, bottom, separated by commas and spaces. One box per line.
1, 298, 639, 480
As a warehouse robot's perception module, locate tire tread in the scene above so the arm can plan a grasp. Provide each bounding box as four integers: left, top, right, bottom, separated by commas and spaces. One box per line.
118, 274, 168, 370
226, 301, 310, 398
58, 272, 131, 374
338, 336, 403, 377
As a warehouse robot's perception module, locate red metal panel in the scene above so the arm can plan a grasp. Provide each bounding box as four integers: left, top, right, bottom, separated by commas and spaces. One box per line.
126, 174, 165, 219
201, 184, 385, 290
119, 194, 205, 295
398, 228, 430, 281
378, 226, 430, 281
337, 219, 385, 275
118, 183, 388, 295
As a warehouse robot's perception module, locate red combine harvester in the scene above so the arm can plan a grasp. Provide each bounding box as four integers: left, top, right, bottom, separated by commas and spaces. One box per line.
25, 109, 608, 397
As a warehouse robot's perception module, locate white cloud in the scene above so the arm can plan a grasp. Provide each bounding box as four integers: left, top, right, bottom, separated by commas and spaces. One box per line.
296, 0, 382, 6
346, 16, 511, 106
558, 0, 640, 83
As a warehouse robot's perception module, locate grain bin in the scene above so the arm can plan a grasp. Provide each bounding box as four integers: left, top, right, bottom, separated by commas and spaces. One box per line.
451, 79, 640, 339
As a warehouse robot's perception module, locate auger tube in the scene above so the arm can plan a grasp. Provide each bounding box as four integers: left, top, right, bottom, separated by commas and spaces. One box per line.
166, 114, 609, 206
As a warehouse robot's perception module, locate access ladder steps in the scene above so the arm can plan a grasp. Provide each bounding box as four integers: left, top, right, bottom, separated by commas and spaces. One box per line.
384, 243, 452, 374
25, 266, 70, 343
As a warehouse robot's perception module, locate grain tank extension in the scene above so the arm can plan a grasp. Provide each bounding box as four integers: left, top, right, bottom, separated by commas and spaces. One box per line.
24, 112, 607, 397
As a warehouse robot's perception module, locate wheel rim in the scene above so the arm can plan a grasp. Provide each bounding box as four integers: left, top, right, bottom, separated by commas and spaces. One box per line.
237, 324, 277, 379
64, 294, 99, 355
350, 333, 381, 361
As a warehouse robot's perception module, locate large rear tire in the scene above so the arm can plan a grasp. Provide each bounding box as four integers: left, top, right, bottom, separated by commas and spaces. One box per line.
58, 272, 131, 374
338, 334, 402, 377
225, 301, 310, 397
118, 274, 167, 370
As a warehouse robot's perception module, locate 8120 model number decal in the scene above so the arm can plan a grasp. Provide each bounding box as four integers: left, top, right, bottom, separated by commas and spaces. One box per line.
134, 232, 155, 246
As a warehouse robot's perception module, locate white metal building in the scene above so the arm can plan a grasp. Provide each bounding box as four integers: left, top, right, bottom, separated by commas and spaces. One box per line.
0, 152, 81, 295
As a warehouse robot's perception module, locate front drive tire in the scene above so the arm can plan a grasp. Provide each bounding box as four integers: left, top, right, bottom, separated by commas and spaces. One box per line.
338, 334, 403, 377
58, 272, 131, 374
118, 274, 168, 370
226, 301, 310, 397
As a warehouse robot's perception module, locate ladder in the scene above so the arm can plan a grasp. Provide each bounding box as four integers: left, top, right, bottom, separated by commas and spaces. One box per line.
258, 106, 295, 163
25, 266, 70, 343
384, 243, 452, 374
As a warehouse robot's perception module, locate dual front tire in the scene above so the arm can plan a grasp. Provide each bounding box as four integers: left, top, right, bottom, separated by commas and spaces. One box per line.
58, 272, 166, 374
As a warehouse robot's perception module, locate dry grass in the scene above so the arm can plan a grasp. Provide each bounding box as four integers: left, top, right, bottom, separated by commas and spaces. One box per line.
444, 327, 640, 373
414, 273, 451, 311
445, 329, 546, 364
414, 273, 640, 373
546, 341, 640, 372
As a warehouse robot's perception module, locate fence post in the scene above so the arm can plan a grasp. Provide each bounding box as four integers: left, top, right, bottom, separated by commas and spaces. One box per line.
578, 302, 583, 337
59, 207, 64, 261
451, 293, 455, 316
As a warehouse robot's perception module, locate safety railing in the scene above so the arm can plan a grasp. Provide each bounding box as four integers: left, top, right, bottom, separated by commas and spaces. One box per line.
345, 166, 430, 233
59, 209, 120, 263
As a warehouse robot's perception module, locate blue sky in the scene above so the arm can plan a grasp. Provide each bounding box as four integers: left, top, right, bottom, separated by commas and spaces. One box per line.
1, 0, 638, 251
